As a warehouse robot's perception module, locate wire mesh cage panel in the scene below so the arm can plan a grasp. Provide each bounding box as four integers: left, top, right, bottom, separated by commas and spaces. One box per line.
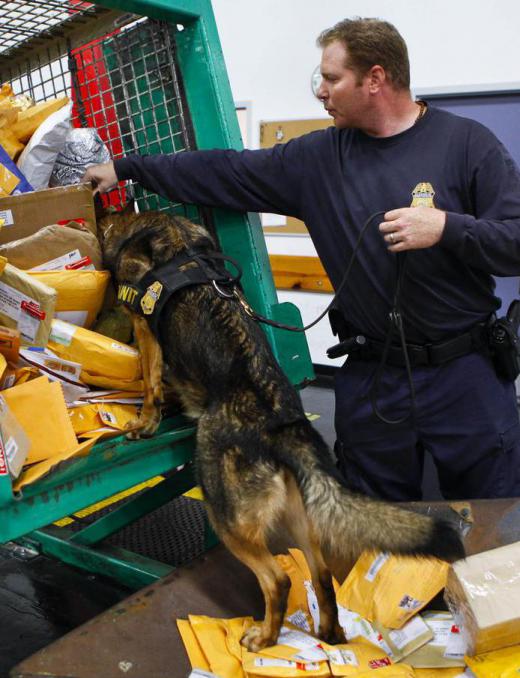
0, 0, 198, 218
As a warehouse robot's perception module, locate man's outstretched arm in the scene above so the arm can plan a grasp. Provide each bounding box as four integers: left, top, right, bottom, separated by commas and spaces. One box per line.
83, 142, 306, 219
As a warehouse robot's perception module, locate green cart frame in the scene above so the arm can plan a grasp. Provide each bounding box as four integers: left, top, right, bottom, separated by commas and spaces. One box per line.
0, 0, 313, 588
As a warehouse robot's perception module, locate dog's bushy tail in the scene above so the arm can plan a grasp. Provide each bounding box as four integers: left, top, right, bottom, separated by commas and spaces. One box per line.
277, 435, 465, 564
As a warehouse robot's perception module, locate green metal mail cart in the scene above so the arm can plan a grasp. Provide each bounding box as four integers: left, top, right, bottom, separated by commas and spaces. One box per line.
0, 0, 314, 588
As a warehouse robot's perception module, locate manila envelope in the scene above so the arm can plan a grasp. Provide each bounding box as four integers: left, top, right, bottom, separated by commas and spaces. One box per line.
2, 375, 78, 463
176, 619, 211, 673
13, 436, 97, 492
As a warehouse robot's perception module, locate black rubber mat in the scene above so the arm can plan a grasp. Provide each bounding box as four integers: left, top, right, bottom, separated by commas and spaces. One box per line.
103, 496, 207, 566
68, 490, 208, 567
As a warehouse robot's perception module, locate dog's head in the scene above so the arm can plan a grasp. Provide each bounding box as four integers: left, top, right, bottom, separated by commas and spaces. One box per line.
96, 198, 216, 273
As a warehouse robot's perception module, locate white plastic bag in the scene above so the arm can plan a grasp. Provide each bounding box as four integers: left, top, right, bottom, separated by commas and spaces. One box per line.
16, 101, 72, 190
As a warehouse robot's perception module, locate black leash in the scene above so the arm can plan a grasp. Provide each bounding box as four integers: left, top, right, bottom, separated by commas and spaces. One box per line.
239, 209, 417, 424
369, 252, 417, 424
239, 210, 387, 331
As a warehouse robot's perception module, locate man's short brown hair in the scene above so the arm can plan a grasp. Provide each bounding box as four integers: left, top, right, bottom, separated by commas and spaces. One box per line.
317, 17, 410, 90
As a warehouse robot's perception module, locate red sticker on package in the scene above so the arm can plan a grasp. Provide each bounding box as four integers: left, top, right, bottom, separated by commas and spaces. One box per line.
0, 437, 8, 476
368, 657, 392, 669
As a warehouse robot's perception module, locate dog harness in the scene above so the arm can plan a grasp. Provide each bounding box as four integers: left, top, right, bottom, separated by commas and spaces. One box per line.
116, 246, 243, 336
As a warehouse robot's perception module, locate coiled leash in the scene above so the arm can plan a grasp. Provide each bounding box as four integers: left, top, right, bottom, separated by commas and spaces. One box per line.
239, 210, 417, 425
368, 251, 416, 425
237, 211, 387, 333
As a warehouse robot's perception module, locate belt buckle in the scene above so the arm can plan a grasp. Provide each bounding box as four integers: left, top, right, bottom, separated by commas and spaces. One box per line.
406, 342, 430, 367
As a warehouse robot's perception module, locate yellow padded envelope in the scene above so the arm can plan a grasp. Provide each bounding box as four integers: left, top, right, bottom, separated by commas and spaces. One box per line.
13, 436, 97, 492
2, 375, 78, 464
414, 669, 467, 677
28, 270, 110, 329
69, 402, 138, 437
336, 552, 449, 629
176, 619, 211, 672
188, 615, 246, 678
465, 644, 520, 678
275, 553, 316, 635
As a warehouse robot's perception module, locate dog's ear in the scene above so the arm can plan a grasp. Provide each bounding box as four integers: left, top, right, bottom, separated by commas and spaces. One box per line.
94, 196, 127, 224
93, 192, 107, 222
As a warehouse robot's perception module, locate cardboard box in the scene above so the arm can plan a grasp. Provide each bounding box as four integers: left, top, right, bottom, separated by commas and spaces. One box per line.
0, 222, 102, 270
444, 541, 520, 656
0, 183, 96, 245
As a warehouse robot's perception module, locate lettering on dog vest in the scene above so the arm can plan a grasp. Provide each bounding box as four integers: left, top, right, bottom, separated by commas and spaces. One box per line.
118, 284, 138, 305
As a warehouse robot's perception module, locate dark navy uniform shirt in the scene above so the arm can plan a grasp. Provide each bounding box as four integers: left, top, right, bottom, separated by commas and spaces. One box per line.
115, 106, 520, 344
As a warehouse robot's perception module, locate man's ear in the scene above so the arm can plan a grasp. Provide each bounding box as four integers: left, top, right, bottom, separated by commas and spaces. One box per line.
367, 64, 386, 93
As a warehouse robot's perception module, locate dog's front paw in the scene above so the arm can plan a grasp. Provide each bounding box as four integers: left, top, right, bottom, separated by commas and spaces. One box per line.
240, 625, 277, 653
124, 413, 161, 439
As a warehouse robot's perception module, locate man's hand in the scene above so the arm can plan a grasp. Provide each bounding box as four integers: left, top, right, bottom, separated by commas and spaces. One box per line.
82, 161, 118, 194
379, 206, 447, 252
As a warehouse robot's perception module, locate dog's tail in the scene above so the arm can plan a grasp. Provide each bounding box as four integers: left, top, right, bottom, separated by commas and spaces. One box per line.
277, 435, 465, 563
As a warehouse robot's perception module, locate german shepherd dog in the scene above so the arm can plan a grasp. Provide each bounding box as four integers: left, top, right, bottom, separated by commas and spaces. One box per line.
98, 207, 465, 651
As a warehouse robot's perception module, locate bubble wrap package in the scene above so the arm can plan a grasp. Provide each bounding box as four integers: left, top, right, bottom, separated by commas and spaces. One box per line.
50, 128, 110, 187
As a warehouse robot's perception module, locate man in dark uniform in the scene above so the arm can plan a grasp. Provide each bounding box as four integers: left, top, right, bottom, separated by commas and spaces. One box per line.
84, 18, 520, 501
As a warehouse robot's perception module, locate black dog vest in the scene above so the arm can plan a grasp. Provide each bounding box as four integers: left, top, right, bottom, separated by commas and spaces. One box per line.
117, 247, 242, 336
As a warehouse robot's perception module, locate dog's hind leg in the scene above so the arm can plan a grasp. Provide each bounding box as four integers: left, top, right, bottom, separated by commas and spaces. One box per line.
221, 530, 290, 652
125, 310, 163, 438
282, 473, 345, 645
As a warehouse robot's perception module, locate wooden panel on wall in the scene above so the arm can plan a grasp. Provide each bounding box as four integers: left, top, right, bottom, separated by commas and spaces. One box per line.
260, 118, 333, 235
269, 254, 332, 293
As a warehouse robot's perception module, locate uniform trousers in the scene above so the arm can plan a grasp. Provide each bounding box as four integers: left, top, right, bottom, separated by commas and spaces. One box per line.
334, 351, 520, 500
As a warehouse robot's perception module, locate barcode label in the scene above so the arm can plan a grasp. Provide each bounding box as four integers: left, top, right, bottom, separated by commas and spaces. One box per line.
365, 553, 389, 581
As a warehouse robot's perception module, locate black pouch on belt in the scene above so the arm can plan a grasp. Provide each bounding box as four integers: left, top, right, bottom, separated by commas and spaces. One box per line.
489, 300, 520, 381
327, 306, 367, 359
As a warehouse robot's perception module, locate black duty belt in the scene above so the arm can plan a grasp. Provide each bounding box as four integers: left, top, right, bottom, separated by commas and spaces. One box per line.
327, 323, 489, 368
117, 247, 242, 336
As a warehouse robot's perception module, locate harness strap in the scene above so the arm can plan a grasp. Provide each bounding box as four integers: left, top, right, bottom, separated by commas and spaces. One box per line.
117, 246, 243, 336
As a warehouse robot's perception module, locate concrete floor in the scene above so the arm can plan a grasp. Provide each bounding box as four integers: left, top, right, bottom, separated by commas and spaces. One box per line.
0, 545, 130, 677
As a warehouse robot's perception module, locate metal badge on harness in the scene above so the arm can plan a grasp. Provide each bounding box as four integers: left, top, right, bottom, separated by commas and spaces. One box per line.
140, 281, 163, 316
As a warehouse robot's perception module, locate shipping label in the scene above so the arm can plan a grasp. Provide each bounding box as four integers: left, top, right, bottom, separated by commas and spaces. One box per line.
0, 281, 41, 341
0, 209, 14, 226
49, 319, 76, 346
30, 249, 82, 271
